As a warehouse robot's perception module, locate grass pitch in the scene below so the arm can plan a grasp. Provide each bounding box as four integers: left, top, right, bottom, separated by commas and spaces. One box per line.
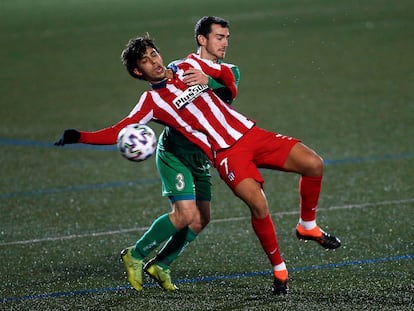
1, 0, 413, 310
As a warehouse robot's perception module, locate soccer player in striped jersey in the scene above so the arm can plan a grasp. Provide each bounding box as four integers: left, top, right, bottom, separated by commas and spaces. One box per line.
55, 33, 340, 295
141, 17, 240, 291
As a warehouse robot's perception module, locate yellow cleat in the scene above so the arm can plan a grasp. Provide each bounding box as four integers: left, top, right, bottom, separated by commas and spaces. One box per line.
144, 259, 178, 291
120, 247, 143, 291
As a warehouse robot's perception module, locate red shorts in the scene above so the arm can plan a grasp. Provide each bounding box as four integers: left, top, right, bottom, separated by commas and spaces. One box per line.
213, 126, 300, 190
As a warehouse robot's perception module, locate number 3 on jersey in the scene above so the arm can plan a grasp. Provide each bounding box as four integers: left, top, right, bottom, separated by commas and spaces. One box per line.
175, 173, 185, 191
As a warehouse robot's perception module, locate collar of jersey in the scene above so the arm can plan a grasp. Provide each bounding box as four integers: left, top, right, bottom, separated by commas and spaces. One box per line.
151, 79, 168, 89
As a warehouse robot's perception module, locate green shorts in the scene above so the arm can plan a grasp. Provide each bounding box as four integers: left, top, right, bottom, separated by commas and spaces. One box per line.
156, 149, 212, 202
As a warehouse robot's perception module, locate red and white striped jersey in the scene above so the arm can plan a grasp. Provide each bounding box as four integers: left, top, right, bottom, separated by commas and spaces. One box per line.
80, 53, 255, 160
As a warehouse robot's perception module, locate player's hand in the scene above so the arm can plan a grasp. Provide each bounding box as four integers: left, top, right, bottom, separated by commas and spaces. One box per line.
182, 68, 209, 86
54, 129, 80, 146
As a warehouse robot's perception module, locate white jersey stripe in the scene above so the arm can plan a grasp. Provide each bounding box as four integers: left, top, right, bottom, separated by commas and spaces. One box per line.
222, 102, 255, 128
186, 99, 230, 148
150, 91, 211, 149
203, 93, 245, 140
185, 58, 203, 70
128, 93, 154, 123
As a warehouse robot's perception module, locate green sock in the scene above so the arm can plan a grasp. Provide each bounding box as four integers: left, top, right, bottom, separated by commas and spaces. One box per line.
156, 227, 198, 268
133, 213, 177, 259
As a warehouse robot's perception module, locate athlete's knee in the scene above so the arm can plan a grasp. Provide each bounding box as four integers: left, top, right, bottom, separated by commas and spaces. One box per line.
306, 153, 323, 176
188, 212, 209, 233
287, 143, 324, 176
234, 179, 269, 218
170, 201, 198, 228
248, 199, 269, 219
193, 201, 211, 231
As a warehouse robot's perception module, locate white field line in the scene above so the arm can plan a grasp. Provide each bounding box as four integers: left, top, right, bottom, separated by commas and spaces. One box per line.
1, 198, 413, 247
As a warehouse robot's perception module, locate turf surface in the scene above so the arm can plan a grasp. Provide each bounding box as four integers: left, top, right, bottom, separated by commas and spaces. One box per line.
1, 0, 413, 310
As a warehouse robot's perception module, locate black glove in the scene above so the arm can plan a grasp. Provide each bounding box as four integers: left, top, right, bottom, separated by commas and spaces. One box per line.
54, 129, 80, 146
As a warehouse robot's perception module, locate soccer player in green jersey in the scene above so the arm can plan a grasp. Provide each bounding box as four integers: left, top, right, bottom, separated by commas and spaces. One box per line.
122, 16, 240, 291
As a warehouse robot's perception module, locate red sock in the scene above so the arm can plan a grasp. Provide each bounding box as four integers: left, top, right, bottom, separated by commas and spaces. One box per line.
299, 175, 322, 221
251, 214, 283, 266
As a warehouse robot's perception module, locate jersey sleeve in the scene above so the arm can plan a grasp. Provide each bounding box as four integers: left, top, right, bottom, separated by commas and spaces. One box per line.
208, 64, 237, 100
79, 92, 154, 145
209, 65, 240, 104
182, 54, 237, 100
79, 118, 131, 145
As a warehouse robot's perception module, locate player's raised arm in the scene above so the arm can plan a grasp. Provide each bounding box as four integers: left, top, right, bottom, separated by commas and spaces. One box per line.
180, 54, 237, 100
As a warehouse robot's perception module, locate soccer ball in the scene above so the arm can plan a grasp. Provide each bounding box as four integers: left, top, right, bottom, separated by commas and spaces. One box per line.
117, 124, 157, 162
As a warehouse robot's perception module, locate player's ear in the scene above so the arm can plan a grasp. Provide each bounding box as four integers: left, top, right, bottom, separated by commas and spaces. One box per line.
133, 68, 143, 77
197, 34, 207, 46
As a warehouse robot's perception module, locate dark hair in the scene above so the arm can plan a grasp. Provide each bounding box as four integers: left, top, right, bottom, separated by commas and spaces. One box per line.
120, 33, 159, 80
194, 16, 229, 47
